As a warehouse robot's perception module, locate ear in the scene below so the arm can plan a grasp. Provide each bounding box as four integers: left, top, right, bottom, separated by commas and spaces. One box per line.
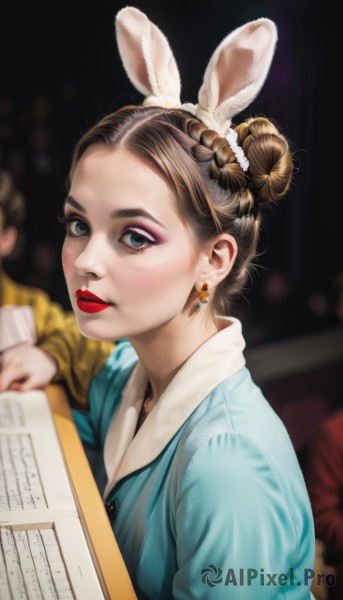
115, 6, 181, 108
197, 234, 238, 289
0, 226, 17, 257
182, 18, 277, 134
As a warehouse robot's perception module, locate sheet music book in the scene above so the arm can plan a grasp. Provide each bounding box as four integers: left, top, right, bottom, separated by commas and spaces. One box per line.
0, 388, 137, 600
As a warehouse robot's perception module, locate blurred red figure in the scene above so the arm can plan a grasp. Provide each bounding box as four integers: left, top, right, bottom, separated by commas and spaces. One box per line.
307, 409, 343, 598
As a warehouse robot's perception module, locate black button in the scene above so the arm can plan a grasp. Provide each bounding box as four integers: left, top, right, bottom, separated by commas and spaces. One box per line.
105, 499, 118, 518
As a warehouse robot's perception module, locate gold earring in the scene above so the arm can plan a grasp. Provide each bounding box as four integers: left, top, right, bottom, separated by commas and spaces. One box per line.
194, 283, 209, 311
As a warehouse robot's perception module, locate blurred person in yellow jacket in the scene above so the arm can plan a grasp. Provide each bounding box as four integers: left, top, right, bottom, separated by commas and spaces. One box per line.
0, 167, 114, 404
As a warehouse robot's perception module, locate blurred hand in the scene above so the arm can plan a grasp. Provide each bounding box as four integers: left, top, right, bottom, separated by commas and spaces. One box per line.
0, 343, 58, 392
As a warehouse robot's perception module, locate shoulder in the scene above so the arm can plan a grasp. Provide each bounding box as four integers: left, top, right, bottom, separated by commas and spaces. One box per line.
177, 428, 285, 494
174, 368, 311, 513
174, 428, 314, 557
176, 426, 313, 539
179, 367, 293, 463
2, 272, 51, 307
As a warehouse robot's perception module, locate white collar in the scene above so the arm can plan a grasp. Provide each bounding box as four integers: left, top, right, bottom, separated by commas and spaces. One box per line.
103, 317, 245, 497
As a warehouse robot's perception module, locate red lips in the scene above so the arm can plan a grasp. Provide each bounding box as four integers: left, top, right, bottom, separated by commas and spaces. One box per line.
76, 289, 112, 313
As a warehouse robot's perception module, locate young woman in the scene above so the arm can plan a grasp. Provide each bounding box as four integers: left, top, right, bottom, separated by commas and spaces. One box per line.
62, 7, 315, 599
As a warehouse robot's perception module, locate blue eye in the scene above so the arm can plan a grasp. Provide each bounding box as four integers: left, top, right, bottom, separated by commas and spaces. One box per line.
120, 227, 157, 252
123, 231, 149, 248
59, 214, 89, 237
69, 219, 89, 236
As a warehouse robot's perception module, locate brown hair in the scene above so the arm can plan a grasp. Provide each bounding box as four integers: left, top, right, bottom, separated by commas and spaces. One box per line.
69, 106, 293, 315
0, 168, 26, 229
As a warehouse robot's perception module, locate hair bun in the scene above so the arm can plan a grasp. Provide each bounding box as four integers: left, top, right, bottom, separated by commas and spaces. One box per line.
236, 117, 293, 205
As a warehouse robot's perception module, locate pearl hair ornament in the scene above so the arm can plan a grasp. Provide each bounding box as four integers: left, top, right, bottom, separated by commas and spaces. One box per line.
225, 129, 249, 172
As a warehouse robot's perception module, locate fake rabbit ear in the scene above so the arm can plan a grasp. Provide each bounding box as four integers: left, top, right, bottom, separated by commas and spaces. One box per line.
115, 6, 181, 108
182, 18, 278, 135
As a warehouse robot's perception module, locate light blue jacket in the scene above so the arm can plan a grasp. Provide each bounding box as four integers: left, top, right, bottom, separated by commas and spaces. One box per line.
73, 319, 315, 599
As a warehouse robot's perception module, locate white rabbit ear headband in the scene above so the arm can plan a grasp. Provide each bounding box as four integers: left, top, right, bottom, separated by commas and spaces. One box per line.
115, 6, 278, 173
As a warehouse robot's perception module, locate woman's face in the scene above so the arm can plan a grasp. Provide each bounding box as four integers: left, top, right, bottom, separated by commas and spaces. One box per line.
62, 144, 202, 342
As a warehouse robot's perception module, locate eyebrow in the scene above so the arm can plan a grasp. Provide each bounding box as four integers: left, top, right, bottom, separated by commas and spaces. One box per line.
64, 196, 166, 228
64, 195, 86, 213
110, 208, 166, 228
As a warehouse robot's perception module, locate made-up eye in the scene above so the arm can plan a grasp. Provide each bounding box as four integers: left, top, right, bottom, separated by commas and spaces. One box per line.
119, 227, 158, 252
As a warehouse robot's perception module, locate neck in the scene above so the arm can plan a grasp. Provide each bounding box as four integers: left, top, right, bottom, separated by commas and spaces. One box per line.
128, 312, 219, 403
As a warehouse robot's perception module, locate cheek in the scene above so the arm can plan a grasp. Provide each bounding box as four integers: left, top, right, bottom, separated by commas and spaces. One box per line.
122, 245, 196, 297
61, 242, 75, 283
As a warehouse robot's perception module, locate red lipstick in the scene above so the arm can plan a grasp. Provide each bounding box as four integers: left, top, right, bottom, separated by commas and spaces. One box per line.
76, 289, 112, 313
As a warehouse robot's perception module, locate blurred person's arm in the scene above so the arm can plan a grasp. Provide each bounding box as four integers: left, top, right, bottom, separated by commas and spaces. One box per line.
0, 343, 58, 391
43, 312, 115, 408
0, 272, 114, 404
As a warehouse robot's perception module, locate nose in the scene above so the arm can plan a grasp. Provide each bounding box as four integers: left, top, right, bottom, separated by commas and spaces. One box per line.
74, 234, 108, 279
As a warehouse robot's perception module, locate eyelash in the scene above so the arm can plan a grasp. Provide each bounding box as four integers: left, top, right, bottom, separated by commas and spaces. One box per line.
58, 214, 89, 237
120, 227, 158, 254
58, 214, 158, 254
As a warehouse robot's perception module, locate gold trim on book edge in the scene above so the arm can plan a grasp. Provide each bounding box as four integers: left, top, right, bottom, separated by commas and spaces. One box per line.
46, 384, 137, 600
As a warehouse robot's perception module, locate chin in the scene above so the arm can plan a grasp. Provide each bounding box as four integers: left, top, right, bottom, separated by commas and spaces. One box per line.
75, 316, 115, 341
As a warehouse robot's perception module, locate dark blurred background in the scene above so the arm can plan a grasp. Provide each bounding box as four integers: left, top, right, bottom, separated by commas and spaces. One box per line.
0, 0, 342, 346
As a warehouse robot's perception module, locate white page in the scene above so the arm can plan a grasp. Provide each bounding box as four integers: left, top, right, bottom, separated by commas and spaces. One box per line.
0, 390, 107, 600
0, 390, 77, 512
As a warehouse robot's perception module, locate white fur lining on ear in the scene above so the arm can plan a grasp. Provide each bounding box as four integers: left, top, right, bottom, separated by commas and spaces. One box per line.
115, 7, 277, 135
181, 18, 277, 134
115, 6, 181, 108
